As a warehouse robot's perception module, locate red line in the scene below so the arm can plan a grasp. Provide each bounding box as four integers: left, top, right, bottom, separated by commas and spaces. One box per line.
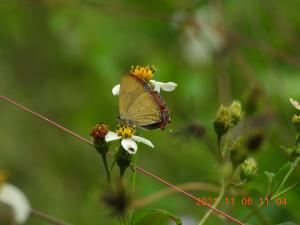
0, 95, 244, 225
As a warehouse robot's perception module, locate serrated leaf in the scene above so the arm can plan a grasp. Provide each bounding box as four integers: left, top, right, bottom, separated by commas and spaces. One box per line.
130, 209, 182, 225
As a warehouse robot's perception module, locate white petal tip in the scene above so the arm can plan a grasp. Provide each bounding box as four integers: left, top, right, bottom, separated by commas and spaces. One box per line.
112, 84, 120, 96
290, 98, 300, 110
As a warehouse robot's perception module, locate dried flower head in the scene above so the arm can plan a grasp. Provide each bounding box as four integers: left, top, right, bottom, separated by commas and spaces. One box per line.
245, 131, 265, 152
101, 184, 132, 216
90, 123, 110, 155
174, 122, 206, 139
240, 157, 258, 181
90, 123, 109, 140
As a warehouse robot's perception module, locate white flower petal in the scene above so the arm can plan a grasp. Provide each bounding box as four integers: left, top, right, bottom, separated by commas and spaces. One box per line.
121, 139, 137, 154
105, 131, 121, 142
112, 84, 120, 96
131, 135, 154, 148
150, 80, 177, 93
160, 82, 177, 92
150, 80, 161, 93
290, 98, 300, 110
0, 183, 31, 224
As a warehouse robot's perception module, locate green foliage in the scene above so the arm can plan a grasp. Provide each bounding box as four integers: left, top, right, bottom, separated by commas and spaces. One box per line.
129, 209, 182, 225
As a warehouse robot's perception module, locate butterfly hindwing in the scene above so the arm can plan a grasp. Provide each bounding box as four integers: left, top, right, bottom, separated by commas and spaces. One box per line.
119, 74, 162, 128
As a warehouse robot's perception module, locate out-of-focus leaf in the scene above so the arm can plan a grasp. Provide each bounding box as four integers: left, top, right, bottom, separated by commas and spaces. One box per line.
266, 159, 299, 195
275, 222, 297, 225
130, 209, 182, 225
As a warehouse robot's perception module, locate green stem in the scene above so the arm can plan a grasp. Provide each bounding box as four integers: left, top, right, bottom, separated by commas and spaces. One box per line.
296, 133, 300, 147
277, 157, 299, 193
131, 155, 137, 192
31, 208, 72, 225
120, 167, 126, 179
197, 180, 226, 225
217, 135, 222, 162
243, 201, 266, 223
101, 153, 111, 183
243, 161, 300, 223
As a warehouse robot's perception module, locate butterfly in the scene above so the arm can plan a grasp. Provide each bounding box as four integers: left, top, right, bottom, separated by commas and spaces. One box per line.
118, 74, 170, 130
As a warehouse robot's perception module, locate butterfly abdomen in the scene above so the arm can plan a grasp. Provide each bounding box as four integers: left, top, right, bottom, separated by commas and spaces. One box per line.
149, 90, 170, 130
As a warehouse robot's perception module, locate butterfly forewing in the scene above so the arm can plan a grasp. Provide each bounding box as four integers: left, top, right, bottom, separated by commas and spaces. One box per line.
119, 74, 161, 128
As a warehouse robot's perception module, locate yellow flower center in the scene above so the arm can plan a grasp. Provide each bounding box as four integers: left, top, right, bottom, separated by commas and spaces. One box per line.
0, 170, 8, 186
130, 65, 155, 81
116, 124, 135, 139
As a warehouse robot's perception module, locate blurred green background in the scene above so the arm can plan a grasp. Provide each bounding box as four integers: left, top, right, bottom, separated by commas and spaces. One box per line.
1, 0, 300, 224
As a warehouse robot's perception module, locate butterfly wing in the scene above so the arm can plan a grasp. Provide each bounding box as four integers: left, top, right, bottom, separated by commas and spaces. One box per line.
119, 74, 162, 129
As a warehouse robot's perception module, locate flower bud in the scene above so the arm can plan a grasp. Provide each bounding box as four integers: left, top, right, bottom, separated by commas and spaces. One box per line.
90, 123, 110, 155
240, 157, 257, 181
229, 100, 243, 126
116, 146, 133, 178
229, 138, 248, 168
292, 114, 300, 131
213, 105, 231, 138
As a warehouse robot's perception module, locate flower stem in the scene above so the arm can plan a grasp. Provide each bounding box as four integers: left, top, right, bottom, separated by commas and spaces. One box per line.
197, 180, 226, 225
296, 133, 300, 146
31, 208, 72, 225
101, 153, 111, 183
131, 155, 137, 192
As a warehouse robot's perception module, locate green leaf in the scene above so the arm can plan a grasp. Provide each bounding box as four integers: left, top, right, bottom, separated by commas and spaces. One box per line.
270, 162, 292, 194
264, 171, 275, 194
267, 158, 299, 195
130, 209, 182, 225
276, 222, 297, 225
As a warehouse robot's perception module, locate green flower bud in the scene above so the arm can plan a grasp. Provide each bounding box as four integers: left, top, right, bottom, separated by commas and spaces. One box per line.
229, 138, 248, 168
213, 105, 231, 138
292, 114, 300, 131
229, 100, 243, 126
240, 157, 257, 181
116, 146, 133, 178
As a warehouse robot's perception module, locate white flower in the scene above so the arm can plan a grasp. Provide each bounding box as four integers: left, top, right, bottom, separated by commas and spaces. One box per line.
0, 183, 31, 224
290, 98, 300, 110
112, 80, 177, 96
105, 131, 154, 154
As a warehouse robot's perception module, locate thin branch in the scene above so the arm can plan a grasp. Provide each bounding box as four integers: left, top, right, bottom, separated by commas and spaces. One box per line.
0, 95, 245, 225
31, 208, 72, 225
